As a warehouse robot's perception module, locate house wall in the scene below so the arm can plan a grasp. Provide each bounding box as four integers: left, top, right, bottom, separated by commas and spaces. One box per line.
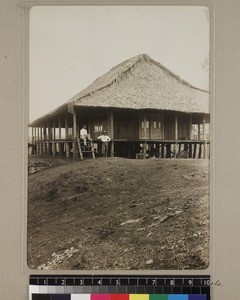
114, 111, 139, 139
88, 113, 108, 139
138, 113, 164, 139
178, 114, 191, 140
81, 109, 192, 141
164, 113, 175, 140
163, 112, 190, 140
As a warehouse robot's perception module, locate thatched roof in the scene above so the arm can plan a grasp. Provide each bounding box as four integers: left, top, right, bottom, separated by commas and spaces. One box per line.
31, 54, 209, 126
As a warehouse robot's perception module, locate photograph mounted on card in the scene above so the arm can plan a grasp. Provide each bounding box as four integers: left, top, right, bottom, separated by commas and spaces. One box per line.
27, 5, 210, 270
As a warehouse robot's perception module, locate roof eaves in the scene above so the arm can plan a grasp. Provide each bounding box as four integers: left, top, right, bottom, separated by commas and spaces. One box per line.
29, 103, 68, 126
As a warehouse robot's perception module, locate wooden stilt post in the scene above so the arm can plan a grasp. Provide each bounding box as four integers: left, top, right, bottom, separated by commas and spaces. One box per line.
37, 127, 39, 154
52, 121, 56, 156
58, 118, 62, 156
167, 143, 171, 158
188, 113, 192, 158
34, 127, 37, 154
31, 127, 34, 143
39, 127, 41, 153
38, 127, 40, 154
203, 115, 207, 159
189, 143, 192, 158
174, 114, 178, 158
199, 143, 202, 158
143, 142, 147, 159
65, 115, 70, 158
179, 143, 182, 153
76, 123, 79, 139
36, 127, 38, 154
40, 127, 42, 154
156, 142, 160, 158
32, 127, 35, 154
43, 126, 46, 153
198, 124, 201, 140
47, 122, 51, 155
193, 143, 197, 159
72, 109, 78, 159
33, 126, 37, 154
31, 127, 34, 154
31, 127, 33, 154
143, 113, 147, 158
189, 113, 192, 140
76, 119, 80, 156
161, 142, 165, 158
109, 111, 114, 157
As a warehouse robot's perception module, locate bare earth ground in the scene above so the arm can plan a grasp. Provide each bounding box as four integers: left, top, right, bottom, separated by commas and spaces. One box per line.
27, 156, 210, 270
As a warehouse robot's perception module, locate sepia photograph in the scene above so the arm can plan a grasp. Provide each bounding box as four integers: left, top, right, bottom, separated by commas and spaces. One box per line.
27, 5, 210, 270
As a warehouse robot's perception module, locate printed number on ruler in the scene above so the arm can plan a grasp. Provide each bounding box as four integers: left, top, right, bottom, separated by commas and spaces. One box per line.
188, 280, 193, 286
170, 279, 175, 286
203, 279, 210, 286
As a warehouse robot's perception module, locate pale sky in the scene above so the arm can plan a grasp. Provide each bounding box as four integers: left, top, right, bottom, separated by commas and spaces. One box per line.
29, 6, 209, 122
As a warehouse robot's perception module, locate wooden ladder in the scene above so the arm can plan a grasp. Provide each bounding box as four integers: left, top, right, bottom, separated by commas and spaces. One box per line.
77, 139, 95, 160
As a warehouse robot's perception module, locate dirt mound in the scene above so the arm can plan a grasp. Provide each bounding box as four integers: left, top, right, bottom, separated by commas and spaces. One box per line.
27, 156, 209, 270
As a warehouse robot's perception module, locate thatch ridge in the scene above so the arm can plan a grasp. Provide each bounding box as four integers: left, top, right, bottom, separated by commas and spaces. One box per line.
67, 53, 208, 110
111, 54, 207, 92
30, 54, 209, 126
67, 54, 145, 109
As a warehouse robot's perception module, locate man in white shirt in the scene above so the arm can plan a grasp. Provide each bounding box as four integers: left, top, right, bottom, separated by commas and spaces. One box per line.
97, 130, 111, 157
80, 125, 92, 146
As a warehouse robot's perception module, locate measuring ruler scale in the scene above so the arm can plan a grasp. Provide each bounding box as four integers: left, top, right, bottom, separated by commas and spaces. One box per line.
29, 275, 211, 300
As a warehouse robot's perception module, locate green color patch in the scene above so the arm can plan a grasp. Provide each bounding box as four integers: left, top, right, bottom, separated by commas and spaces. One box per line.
149, 295, 168, 300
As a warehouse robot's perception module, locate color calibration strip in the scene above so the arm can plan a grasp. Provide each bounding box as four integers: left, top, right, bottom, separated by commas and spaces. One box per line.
29, 276, 210, 300
31, 294, 206, 300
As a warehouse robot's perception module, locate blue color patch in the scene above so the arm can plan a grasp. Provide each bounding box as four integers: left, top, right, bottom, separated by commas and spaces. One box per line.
168, 295, 188, 300
189, 295, 206, 300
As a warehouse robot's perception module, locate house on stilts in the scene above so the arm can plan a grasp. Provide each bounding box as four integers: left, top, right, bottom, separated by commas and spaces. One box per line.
29, 54, 210, 159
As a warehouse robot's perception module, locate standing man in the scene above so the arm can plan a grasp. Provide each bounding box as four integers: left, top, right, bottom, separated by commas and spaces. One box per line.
80, 124, 92, 146
97, 130, 111, 157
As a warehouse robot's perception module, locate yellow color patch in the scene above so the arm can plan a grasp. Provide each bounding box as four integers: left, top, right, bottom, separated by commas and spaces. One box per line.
130, 295, 149, 300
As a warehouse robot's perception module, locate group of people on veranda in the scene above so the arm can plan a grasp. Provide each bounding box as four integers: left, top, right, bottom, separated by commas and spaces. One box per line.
80, 124, 111, 157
